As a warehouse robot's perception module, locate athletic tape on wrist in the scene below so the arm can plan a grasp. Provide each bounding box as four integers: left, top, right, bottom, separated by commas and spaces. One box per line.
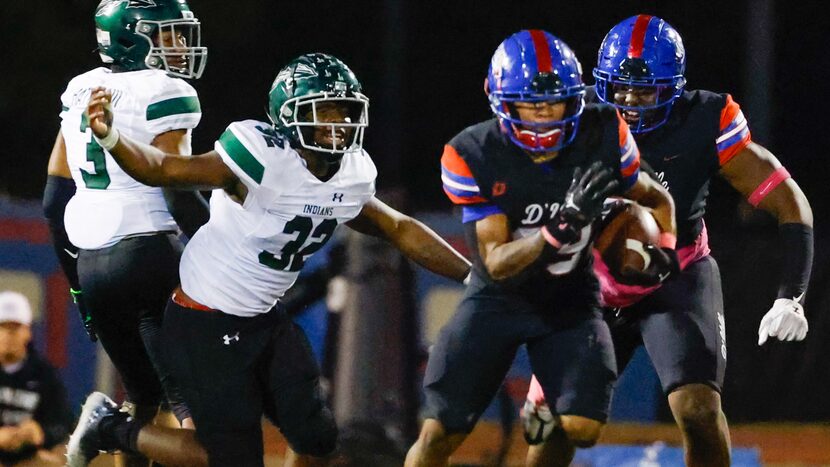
95, 128, 120, 151
748, 167, 790, 207
540, 226, 563, 249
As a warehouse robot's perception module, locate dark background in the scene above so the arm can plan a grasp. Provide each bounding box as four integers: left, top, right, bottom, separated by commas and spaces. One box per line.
1, 0, 828, 422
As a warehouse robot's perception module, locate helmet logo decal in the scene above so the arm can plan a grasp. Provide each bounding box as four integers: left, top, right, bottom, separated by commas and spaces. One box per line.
96, 29, 112, 46
294, 63, 319, 79
127, 0, 158, 8
96, 0, 127, 17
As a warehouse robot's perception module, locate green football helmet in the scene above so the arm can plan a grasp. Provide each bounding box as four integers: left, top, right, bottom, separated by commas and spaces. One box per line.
267, 53, 369, 157
94, 0, 207, 79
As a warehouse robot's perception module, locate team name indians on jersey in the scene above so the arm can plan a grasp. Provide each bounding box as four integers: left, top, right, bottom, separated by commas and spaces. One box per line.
303, 204, 334, 216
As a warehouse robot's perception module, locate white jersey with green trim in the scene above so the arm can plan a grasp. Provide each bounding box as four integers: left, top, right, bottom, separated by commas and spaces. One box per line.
179, 119, 377, 317
59, 67, 201, 249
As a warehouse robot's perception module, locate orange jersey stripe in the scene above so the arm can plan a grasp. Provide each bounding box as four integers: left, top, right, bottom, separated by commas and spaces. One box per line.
616, 110, 629, 147
719, 94, 741, 131
441, 144, 475, 178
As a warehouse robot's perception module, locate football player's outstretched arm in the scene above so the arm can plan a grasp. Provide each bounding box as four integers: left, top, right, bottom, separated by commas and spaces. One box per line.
347, 197, 471, 282
87, 87, 238, 191
720, 142, 813, 345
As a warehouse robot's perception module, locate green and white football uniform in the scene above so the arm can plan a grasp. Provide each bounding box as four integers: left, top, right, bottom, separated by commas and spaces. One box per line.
60, 67, 201, 249
180, 120, 377, 317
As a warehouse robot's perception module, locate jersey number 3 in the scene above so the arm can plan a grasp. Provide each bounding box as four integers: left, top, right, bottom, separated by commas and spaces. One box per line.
258, 216, 337, 272
80, 113, 111, 189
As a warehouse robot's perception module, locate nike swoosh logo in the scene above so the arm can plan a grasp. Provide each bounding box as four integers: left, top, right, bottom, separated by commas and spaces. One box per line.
663, 154, 681, 162
64, 249, 79, 259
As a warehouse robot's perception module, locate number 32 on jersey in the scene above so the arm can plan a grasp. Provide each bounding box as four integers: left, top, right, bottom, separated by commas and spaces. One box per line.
258, 215, 337, 272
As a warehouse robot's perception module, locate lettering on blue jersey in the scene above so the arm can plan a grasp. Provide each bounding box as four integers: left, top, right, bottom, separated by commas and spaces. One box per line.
655, 171, 670, 190
303, 204, 334, 216
521, 202, 561, 226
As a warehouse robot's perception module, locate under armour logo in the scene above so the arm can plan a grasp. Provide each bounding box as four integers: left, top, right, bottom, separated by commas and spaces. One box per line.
332, 193, 344, 202
222, 332, 240, 345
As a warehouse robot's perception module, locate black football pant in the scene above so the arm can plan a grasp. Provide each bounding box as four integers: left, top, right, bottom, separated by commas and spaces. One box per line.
161, 300, 336, 467
77, 232, 190, 420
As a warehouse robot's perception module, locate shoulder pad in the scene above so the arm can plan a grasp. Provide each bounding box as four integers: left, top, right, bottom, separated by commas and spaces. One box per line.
145, 75, 201, 132
449, 119, 501, 159
215, 120, 296, 187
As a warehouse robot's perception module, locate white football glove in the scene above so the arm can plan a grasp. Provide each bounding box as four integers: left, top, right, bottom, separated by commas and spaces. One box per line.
521, 398, 556, 445
758, 297, 808, 345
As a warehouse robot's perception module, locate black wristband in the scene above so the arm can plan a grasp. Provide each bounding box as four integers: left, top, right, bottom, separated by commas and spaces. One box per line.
777, 223, 813, 300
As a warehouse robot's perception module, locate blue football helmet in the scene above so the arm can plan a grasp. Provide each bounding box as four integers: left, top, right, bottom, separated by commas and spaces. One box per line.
486, 30, 585, 156
593, 15, 686, 134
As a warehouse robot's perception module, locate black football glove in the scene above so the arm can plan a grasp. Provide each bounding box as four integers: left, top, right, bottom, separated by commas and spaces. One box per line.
70, 288, 97, 342
543, 162, 620, 247
619, 245, 680, 286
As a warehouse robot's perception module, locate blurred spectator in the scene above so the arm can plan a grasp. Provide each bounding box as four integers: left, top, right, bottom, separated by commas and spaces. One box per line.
0, 291, 73, 466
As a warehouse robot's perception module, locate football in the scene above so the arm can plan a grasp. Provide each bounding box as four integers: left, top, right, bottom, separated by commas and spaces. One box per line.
594, 200, 661, 279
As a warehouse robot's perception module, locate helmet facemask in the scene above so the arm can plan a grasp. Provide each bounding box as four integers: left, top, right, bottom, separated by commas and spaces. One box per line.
277, 92, 369, 157
594, 69, 685, 134
489, 92, 585, 156
136, 14, 207, 79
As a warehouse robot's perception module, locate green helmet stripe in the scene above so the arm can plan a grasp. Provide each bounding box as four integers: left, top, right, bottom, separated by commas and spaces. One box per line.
146, 96, 201, 120
218, 129, 264, 184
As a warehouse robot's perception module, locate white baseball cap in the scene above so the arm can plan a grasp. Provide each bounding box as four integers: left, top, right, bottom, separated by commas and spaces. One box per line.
0, 292, 33, 325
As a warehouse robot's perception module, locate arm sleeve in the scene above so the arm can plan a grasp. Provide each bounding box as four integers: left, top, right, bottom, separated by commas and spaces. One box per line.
716, 94, 752, 166
616, 111, 642, 191
33, 364, 73, 448
43, 175, 80, 290
777, 223, 813, 301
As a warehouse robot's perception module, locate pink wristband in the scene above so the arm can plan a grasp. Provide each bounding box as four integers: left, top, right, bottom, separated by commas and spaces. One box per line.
540, 226, 563, 248
748, 167, 790, 207
659, 232, 677, 249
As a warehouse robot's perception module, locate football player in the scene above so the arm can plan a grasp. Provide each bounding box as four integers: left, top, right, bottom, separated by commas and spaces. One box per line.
68, 53, 471, 467
404, 30, 677, 467
43, 0, 209, 465
523, 16, 813, 467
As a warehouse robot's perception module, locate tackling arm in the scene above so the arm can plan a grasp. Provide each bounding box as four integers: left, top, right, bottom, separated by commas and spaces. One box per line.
346, 197, 471, 282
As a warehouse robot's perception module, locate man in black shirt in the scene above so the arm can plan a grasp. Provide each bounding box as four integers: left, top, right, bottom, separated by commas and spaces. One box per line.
0, 291, 73, 466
